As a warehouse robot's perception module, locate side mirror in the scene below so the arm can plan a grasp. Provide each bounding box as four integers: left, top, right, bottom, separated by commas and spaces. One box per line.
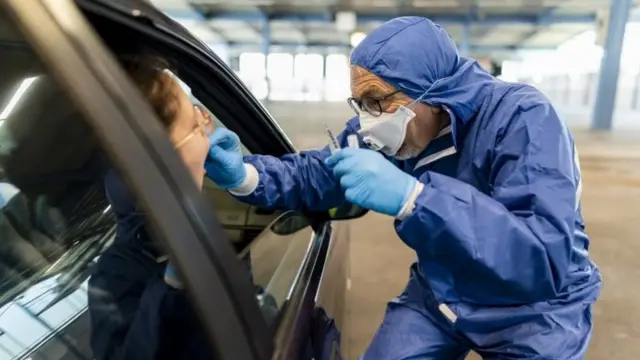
269, 203, 369, 236
327, 202, 369, 221
270, 211, 313, 236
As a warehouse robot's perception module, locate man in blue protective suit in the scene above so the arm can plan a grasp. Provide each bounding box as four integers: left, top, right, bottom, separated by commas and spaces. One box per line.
206, 16, 602, 359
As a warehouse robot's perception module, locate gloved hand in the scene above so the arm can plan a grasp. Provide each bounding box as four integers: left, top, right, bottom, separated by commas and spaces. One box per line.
205, 128, 246, 188
164, 262, 183, 289
325, 148, 418, 217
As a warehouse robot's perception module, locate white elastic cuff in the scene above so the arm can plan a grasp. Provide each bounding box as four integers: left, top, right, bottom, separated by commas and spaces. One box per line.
228, 163, 259, 196
395, 182, 425, 221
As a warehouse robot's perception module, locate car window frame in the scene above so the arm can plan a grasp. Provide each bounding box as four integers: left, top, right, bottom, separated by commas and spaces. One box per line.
85, 12, 347, 358
125, 24, 338, 359
1, 1, 272, 359
69, 3, 345, 359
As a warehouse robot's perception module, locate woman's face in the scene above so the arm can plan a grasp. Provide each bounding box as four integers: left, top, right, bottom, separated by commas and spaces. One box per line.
168, 81, 213, 187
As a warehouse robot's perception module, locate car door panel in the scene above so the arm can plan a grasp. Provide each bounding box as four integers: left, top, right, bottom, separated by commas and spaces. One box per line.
244, 213, 315, 309
271, 222, 332, 359
315, 221, 351, 335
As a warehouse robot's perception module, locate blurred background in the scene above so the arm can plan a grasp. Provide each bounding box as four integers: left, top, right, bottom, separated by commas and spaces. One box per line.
153, 0, 640, 358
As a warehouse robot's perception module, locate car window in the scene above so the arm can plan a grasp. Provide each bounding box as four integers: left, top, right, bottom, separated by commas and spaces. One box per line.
168, 73, 275, 252
168, 72, 316, 328
172, 75, 252, 156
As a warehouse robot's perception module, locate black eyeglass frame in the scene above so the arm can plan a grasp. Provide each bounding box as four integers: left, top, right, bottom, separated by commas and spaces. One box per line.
347, 89, 402, 116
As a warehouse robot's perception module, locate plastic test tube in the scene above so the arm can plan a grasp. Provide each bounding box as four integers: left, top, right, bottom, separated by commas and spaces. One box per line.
325, 125, 341, 154
325, 125, 360, 153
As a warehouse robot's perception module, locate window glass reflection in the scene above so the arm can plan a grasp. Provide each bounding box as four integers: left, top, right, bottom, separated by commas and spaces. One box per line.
246, 211, 314, 327
0, 11, 126, 360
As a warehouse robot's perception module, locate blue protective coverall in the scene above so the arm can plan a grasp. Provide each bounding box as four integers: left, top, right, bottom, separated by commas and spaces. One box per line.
229, 17, 602, 360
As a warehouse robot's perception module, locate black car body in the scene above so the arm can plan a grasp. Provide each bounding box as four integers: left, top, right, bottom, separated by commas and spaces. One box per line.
0, 0, 365, 359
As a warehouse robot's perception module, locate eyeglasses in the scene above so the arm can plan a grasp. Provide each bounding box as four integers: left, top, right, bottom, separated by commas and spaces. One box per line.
175, 104, 214, 148
347, 90, 402, 116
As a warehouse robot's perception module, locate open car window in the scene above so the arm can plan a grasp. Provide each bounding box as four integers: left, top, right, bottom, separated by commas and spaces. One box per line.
171, 74, 251, 156
167, 72, 317, 329
77, 6, 328, 348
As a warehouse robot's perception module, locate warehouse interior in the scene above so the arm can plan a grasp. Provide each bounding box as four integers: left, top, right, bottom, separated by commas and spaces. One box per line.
150, 0, 640, 358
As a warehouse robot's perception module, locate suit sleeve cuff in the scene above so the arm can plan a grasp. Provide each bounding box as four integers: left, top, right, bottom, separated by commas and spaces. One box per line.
228, 163, 259, 196
395, 182, 424, 221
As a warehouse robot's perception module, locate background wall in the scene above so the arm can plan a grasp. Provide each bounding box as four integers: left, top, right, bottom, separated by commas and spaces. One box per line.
262, 84, 640, 152
529, 72, 640, 129
262, 101, 352, 148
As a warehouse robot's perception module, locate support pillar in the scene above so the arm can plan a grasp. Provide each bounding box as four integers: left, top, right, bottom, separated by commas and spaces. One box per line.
591, 0, 632, 130
261, 17, 271, 100
459, 22, 471, 57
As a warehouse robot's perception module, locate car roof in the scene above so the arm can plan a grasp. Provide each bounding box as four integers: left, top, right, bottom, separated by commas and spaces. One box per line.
76, 0, 217, 62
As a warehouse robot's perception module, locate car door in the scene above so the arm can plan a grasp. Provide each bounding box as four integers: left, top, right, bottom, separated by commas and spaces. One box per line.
0, 1, 272, 359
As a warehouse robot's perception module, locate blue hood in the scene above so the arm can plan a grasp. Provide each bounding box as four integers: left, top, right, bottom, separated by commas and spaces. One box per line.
350, 16, 496, 125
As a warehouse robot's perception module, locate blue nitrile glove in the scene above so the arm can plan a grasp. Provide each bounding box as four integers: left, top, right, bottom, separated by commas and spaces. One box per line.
325, 148, 418, 217
164, 262, 183, 289
205, 128, 246, 188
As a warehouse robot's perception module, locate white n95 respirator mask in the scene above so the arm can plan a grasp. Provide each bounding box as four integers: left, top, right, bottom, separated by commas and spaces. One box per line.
358, 105, 417, 158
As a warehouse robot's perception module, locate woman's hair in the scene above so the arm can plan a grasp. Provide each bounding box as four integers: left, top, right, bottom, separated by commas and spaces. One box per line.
118, 54, 180, 129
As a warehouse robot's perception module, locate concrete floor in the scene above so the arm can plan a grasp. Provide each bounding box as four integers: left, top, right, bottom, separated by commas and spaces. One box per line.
286, 127, 640, 359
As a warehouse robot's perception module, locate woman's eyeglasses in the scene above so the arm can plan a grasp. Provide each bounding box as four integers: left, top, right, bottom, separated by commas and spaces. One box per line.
175, 104, 214, 148
347, 90, 401, 116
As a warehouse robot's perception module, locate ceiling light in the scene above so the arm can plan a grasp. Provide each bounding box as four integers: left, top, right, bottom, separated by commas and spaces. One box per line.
0, 76, 38, 121
350, 32, 367, 47
412, 0, 460, 7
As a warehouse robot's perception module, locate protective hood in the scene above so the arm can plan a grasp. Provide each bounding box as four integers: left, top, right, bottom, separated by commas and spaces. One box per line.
350, 16, 496, 126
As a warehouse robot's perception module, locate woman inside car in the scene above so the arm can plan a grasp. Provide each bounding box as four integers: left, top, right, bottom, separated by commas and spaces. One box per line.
87, 55, 216, 360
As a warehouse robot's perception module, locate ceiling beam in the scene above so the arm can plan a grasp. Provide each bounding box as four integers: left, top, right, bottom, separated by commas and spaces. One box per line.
167, 8, 228, 43
516, 1, 564, 47
226, 41, 557, 53
164, 9, 640, 25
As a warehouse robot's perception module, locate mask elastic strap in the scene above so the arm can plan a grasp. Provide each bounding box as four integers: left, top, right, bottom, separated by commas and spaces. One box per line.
407, 76, 450, 109
406, 86, 431, 109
